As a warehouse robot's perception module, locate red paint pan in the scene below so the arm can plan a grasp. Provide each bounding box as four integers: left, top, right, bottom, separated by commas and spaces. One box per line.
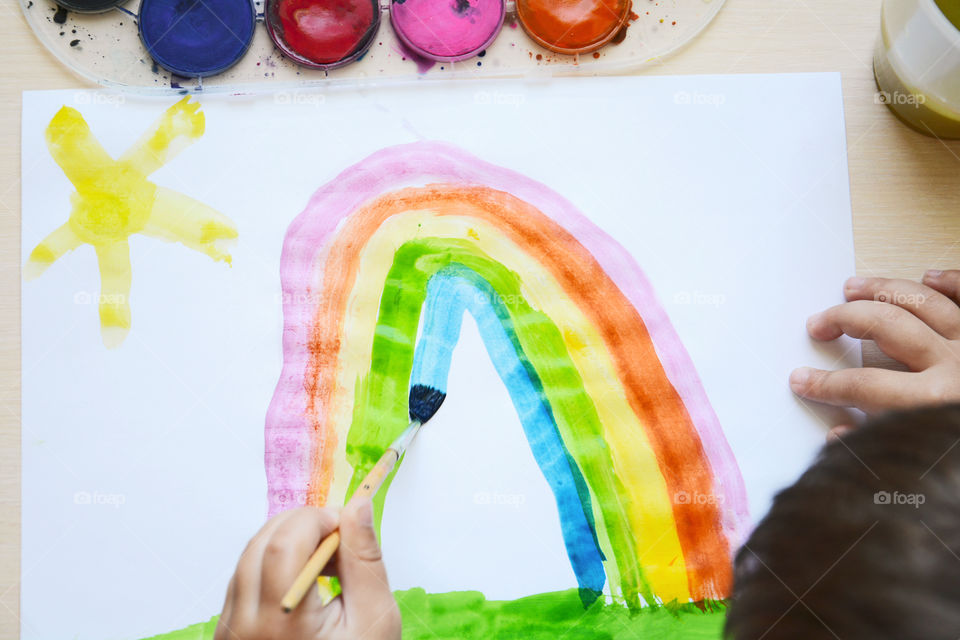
265, 0, 381, 69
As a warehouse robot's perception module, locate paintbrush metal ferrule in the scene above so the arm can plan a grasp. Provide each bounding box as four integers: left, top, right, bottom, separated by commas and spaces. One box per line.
388, 419, 422, 456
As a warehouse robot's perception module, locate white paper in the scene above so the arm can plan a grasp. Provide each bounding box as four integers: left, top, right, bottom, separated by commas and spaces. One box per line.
21, 73, 857, 640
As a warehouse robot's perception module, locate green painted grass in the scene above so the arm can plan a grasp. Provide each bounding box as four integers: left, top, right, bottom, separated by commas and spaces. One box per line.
143, 588, 727, 640
397, 588, 726, 639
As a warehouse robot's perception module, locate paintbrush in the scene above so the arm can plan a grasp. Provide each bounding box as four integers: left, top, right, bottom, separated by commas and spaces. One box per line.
280, 383, 446, 613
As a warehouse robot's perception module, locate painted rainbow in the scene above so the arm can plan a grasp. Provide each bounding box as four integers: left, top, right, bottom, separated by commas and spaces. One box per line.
265, 141, 749, 607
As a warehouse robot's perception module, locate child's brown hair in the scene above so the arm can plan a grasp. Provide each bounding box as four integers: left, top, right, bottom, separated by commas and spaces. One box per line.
725, 405, 960, 640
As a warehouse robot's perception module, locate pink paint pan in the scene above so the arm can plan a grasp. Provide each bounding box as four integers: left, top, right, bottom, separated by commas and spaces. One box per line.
389, 0, 505, 62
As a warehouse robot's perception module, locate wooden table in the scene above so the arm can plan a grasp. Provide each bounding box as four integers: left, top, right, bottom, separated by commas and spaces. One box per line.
1, 0, 958, 635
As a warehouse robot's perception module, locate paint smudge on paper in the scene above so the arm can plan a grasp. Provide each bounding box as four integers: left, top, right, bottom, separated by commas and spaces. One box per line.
266, 141, 748, 609
25, 97, 238, 348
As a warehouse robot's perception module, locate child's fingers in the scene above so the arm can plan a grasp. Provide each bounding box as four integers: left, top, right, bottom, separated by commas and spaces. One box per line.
336, 499, 400, 635
922, 269, 960, 307
218, 576, 237, 629
213, 576, 237, 640
259, 507, 340, 605
807, 300, 945, 371
789, 366, 918, 414
843, 276, 960, 340
233, 509, 299, 612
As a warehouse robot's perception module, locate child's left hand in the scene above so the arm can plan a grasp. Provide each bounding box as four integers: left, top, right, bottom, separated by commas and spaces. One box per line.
790, 271, 960, 414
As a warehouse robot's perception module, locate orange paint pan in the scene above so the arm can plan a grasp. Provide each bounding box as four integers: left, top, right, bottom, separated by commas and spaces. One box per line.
516, 0, 632, 55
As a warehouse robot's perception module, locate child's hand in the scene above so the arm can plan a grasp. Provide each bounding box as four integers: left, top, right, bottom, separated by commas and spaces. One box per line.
790, 270, 960, 414
214, 501, 401, 640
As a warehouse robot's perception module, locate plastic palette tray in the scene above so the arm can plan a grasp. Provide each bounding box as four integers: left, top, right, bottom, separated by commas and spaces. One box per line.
21, 0, 724, 94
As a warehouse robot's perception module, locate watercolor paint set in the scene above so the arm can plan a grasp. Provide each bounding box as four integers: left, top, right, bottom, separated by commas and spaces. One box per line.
22, 0, 723, 93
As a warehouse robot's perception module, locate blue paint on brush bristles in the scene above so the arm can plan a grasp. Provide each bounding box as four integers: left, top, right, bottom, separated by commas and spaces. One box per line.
408, 384, 446, 424
138, 0, 256, 78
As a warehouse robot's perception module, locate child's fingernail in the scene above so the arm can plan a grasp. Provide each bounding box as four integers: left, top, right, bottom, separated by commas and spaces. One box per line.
827, 425, 854, 442
925, 269, 943, 279
806, 312, 822, 328
845, 277, 866, 290
790, 367, 812, 393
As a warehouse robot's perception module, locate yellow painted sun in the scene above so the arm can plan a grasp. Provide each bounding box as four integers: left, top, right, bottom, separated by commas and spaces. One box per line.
25, 97, 238, 348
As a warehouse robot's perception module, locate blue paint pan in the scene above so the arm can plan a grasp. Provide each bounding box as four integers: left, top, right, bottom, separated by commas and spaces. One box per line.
139, 0, 256, 78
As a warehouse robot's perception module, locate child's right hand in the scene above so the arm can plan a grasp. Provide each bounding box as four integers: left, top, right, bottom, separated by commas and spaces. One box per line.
214, 500, 401, 640
790, 269, 960, 414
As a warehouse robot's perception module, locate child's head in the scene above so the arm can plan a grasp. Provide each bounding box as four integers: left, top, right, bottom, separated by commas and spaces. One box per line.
725, 404, 960, 640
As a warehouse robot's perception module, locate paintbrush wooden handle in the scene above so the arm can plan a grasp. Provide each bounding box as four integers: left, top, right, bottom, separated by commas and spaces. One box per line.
280, 447, 400, 612
354, 448, 400, 499
280, 531, 341, 612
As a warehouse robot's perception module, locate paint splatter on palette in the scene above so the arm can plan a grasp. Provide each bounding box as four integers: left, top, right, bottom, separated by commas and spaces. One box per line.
20, 0, 724, 92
